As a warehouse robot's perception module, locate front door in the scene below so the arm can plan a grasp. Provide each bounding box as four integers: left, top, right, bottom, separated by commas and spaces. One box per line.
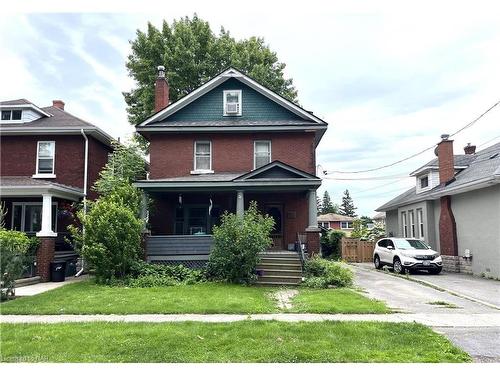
265, 204, 283, 250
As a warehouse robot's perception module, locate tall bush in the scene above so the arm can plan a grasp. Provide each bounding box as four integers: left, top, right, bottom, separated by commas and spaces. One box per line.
320, 229, 345, 259
0, 230, 31, 300
207, 201, 274, 284
71, 198, 143, 283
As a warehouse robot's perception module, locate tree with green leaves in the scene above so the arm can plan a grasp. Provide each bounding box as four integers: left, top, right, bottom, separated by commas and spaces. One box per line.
320, 191, 339, 214
124, 14, 298, 127
339, 189, 357, 217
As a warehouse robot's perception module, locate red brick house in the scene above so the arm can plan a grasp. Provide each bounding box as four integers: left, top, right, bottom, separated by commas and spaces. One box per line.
135, 67, 328, 267
317, 213, 355, 234
0, 99, 114, 280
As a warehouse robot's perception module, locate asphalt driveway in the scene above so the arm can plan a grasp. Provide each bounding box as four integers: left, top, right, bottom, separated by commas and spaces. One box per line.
351, 264, 500, 362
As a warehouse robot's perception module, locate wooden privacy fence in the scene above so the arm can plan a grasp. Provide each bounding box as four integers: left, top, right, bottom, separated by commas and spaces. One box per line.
341, 238, 376, 263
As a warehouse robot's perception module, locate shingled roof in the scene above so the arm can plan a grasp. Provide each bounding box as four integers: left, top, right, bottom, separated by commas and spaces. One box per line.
377, 142, 500, 211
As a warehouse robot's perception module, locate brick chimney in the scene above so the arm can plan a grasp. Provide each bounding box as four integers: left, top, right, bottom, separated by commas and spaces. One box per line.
154, 65, 169, 113
464, 143, 476, 155
52, 100, 65, 111
436, 134, 455, 185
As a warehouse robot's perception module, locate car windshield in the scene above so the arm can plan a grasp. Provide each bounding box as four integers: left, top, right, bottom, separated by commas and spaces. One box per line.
393, 239, 429, 250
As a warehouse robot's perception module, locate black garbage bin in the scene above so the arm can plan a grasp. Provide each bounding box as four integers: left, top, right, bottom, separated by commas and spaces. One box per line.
50, 261, 67, 282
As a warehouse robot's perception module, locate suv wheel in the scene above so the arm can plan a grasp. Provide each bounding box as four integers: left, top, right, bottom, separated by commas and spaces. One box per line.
374, 255, 382, 269
393, 258, 405, 274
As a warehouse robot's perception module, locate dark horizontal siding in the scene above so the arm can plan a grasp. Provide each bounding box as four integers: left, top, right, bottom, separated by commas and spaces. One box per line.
146, 235, 214, 268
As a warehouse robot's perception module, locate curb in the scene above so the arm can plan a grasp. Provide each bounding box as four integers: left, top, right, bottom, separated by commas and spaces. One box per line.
351, 264, 500, 311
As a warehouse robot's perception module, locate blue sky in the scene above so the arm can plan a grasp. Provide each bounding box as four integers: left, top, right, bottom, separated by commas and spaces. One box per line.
2, 1, 500, 216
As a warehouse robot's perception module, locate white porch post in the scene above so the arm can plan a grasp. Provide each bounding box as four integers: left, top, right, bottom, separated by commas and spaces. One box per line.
236, 190, 245, 218
140, 190, 149, 231
36, 194, 57, 237
306, 189, 318, 230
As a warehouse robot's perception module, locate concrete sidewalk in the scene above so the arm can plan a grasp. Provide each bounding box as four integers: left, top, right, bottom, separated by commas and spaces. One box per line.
14, 275, 88, 297
2, 312, 500, 327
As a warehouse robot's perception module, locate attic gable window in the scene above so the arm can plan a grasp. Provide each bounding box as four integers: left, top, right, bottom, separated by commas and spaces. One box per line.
1, 109, 22, 121
420, 176, 429, 188
223, 90, 242, 116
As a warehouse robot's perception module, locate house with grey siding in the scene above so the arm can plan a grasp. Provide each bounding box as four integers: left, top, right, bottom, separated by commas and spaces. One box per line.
376, 136, 500, 278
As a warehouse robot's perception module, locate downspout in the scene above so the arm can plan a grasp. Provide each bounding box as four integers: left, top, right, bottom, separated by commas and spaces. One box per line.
75, 129, 89, 277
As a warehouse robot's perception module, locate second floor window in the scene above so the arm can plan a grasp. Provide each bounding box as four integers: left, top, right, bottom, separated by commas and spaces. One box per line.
194, 141, 212, 172
36, 141, 55, 175
254, 141, 271, 169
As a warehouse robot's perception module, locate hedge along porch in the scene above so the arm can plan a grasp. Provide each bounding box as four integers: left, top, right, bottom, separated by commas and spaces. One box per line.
135, 161, 322, 267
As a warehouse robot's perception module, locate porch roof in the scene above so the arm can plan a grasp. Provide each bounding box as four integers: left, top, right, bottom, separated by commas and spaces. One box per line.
0, 176, 84, 201
134, 161, 322, 192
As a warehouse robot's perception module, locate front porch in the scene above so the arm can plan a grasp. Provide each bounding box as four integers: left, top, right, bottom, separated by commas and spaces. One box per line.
136, 161, 323, 268
0, 177, 84, 281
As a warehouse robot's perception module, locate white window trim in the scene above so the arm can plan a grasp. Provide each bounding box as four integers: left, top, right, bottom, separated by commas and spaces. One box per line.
34, 140, 56, 178
223, 90, 242, 116
11, 201, 58, 233
1, 109, 23, 124
341, 221, 353, 229
191, 140, 213, 174
253, 140, 272, 170
409, 210, 415, 238
402, 212, 408, 237
417, 209, 424, 239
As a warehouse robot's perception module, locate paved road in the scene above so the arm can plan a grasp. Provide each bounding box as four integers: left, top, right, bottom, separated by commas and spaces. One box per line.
351, 264, 500, 362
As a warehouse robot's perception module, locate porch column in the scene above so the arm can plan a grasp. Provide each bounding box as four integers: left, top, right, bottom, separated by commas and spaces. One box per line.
36, 194, 57, 281
306, 189, 318, 230
306, 189, 320, 257
236, 190, 245, 218
140, 190, 149, 231
36, 194, 57, 238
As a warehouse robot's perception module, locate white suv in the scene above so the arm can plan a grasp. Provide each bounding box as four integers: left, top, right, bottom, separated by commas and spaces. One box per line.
373, 237, 443, 274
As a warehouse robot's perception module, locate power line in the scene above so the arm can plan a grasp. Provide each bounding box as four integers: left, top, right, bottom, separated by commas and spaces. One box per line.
478, 134, 500, 148
323, 173, 408, 181
355, 185, 413, 198
323, 99, 500, 174
351, 177, 410, 194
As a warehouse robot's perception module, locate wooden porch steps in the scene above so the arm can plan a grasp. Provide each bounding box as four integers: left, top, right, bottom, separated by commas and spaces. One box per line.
256, 251, 303, 286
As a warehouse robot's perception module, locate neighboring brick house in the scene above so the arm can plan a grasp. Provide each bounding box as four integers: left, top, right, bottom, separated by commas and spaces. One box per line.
135, 67, 327, 266
377, 136, 500, 278
317, 213, 355, 234
0, 99, 114, 281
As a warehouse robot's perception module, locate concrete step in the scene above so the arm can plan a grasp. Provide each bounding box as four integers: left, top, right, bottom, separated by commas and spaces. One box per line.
15, 276, 41, 287
257, 274, 303, 284
260, 252, 300, 258
257, 262, 302, 271
256, 268, 303, 277
258, 257, 301, 265
255, 280, 302, 286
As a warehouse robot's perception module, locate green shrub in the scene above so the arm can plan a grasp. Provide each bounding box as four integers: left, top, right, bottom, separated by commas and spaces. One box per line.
304, 256, 353, 288
70, 199, 143, 284
130, 262, 206, 285
126, 274, 178, 288
320, 229, 345, 259
207, 201, 274, 284
0, 229, 31, 300
302, 276, 329, 289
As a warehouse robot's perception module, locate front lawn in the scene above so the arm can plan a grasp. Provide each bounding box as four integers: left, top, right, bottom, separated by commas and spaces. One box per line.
1, 280, 390, 315
289, 288, 389, 314
0, 321, 469, 362
0, 281, 277, 314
